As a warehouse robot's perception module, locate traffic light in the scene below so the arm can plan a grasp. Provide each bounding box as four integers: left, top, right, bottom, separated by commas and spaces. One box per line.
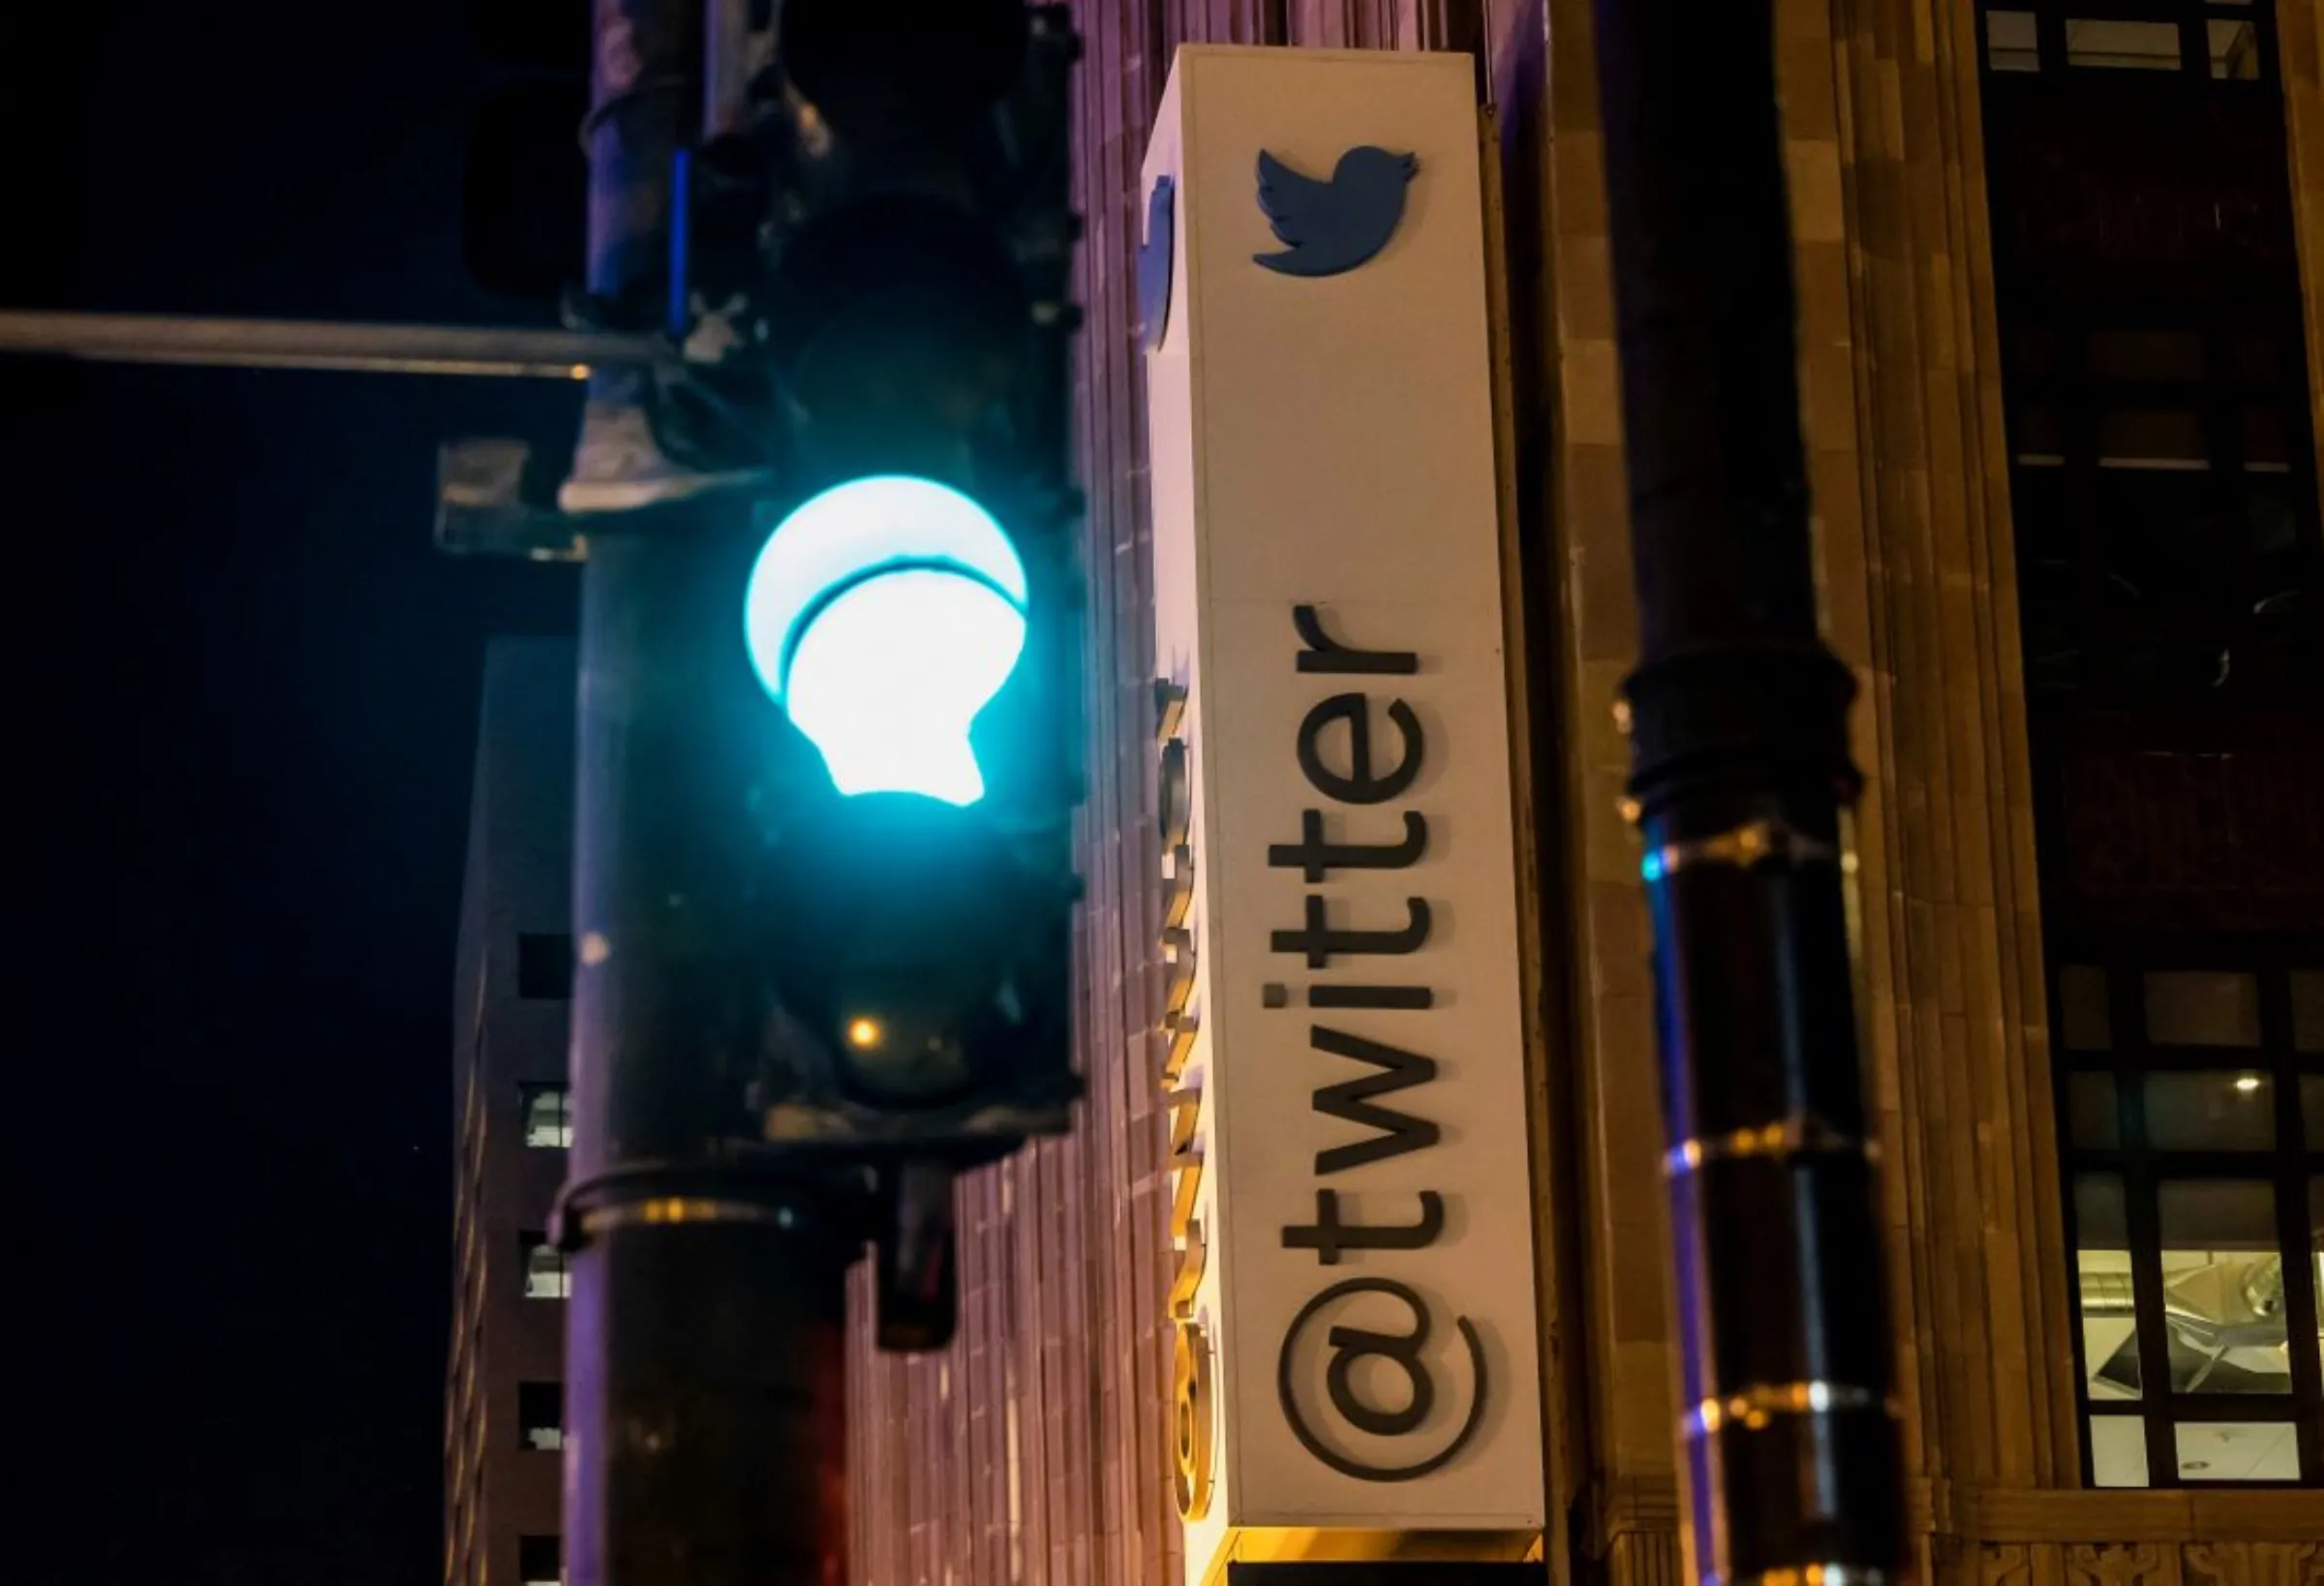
444, 0, 1085, 1357
682, 0, 1085, 1298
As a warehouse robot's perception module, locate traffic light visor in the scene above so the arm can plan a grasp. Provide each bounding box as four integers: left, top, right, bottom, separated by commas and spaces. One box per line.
744, 476, 1029, 807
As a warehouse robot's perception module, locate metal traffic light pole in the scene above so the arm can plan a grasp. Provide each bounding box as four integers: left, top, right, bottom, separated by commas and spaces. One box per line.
1586, 2, 1909, 1583
552, 0, 853, 1583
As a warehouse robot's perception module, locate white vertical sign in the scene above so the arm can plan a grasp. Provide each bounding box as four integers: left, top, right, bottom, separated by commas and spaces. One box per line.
1141, 46, 1544, 1579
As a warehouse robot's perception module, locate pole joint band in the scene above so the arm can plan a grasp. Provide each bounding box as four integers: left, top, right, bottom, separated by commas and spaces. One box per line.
1640, 816, 1837, 883
551, 1163, 857, 1251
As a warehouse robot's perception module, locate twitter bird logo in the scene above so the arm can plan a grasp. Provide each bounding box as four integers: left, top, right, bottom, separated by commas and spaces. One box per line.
1137, 173, 1175, 351
1252, 146, 1417, 278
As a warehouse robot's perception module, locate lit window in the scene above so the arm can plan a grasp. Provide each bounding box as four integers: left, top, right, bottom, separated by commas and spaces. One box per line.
519, 1534, 561, 1586
2064, 17, 2183, 70
521, 1234, 569, 1300
1987, 9, 2040, 71
2175, 1420, 2299, 1480
519, 1382, 564, 1452
2058, 957, 2324, 1488
2209, 17, 2260, 79
522, 1084, 572, 1149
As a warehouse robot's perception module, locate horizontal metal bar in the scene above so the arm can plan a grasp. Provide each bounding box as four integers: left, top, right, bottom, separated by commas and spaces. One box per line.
0, 310, 671, 380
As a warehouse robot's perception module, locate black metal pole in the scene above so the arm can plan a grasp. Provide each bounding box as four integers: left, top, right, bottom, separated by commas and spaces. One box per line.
559, 3, 851, 1584
563, 511, 853, 1586
1586, 3, 1909, 1583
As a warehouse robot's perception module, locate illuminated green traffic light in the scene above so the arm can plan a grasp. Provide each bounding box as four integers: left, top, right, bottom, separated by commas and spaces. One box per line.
743, 475, 1028, 806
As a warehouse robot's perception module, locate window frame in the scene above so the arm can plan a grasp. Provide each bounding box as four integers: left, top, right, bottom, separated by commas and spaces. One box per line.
2053, 933, 2324, 1487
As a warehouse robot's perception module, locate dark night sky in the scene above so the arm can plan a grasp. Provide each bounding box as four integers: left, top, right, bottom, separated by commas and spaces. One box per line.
6, 7, 579, 1582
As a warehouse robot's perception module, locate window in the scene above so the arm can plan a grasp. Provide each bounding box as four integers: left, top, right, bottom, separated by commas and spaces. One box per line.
521, 1084, 572, 1149
1987, 9, 2040, 71
521, 1233, 569, 1300
2064, 17, 2183, 71
1980, 0, 2322, 708
2003, 321, 2321, 703
519, 1534, 561, 1586
2058, 952, 2324, 1485
519, 1382, 564, 1451
517, 932, 573, 1000
2209, 15, 2261, 79
1978, 0, 2280, 81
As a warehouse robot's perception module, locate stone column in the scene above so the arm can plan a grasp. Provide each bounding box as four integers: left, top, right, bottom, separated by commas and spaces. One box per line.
1816, 0, 2078, 1553
2282, 0, 2324, 454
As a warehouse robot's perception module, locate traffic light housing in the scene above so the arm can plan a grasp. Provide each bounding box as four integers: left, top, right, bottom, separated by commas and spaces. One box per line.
699, 0, 1085, 1170
443, 0, 1088, 1353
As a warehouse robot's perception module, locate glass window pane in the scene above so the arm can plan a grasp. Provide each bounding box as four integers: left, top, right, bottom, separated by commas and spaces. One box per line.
2144, 971, 2260, 1048
2292, 970, 2324, 1052
2231, 333, 2277, 382
1987, 9, 2039, 71
2240, 403, 2289, 470
2060, 965, 2112, 1052
2247, 475, 2304, 558
523, 1085, 572, 1149
2208, 19, 2260, 79
519, 1382, 564, 1452
2157, 1180, 2290, 1394
523, 1235, 569, 1300
2143, 1072, 2277, 1151
2302, 1078, 2323, 1148
2096, 407, 2208, 470
2087, 1414, 2150, 1487
2009, 327, 2060, 377
2173, 1421, 2301, 1481
2013, 399, 2064, 465
2311, 1178, 2323, 1382
2090, 330, 2205, 383
2065, 18, 2183, 70
2076, 1175, 2142, 1398
2067, 1073, 2121, 1148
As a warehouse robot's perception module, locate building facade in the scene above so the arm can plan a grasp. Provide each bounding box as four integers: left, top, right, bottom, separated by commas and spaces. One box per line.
841, 3, 2324, 1586
448, 639, 579, 1586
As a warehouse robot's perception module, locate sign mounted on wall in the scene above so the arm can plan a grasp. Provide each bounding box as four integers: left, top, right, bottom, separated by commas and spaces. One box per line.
1141, 46, 1544, 1584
